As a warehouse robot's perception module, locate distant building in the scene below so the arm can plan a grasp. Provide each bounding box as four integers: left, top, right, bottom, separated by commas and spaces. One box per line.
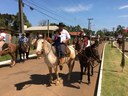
24, 25, 58, 38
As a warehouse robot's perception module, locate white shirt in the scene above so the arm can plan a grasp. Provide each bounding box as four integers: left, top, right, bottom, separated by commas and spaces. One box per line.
59, 29, 70, 43
86, 40, 91, 47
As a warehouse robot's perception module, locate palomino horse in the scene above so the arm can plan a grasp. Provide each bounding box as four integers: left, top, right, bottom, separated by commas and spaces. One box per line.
74, 38, 101, 84
117, 38, 122, 49
37, 38, 76, 85
0, 43, 17, 67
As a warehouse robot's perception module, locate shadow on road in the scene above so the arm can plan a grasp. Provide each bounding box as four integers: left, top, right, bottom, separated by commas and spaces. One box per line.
15, 71, 85, 90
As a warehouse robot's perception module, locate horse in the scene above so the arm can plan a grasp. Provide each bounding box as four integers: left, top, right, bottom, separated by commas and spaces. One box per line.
117, 38, 122, 49
73, 37, 101, 84
18, 42, 30, 61
37, 38, 76, 85
0, 43, 17, 67
31, 38, 44, 59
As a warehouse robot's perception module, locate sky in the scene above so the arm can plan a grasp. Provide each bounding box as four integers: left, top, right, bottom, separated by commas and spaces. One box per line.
0, 0, 128, 31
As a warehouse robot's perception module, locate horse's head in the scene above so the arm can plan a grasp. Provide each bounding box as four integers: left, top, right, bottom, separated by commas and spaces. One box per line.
36, 39, 44, 57
74, 38, 83, 52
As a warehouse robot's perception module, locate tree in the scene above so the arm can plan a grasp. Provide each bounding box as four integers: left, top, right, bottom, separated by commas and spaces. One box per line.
0, 13, 31, 31
38, 20, 47, 26
116, 25, 125, 72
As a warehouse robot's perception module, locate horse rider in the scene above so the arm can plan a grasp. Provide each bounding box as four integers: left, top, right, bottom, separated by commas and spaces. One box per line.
52, 22, 71, 70
79, 29, 91, 50
19, 33, 29, 50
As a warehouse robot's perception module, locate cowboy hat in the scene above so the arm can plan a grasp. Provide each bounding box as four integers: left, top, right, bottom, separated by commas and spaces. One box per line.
57, 22, 65, 27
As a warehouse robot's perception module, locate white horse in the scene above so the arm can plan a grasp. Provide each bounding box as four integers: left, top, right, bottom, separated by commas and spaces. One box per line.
37, 38, 76, 85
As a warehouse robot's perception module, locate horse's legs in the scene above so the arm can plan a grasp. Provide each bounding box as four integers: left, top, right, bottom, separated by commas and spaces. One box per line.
91, 61, 94, 76
9, 53, 16, 67
79, 62, 83, 84
48, 66, 53, 84
87, 63, 91, 84
54, 65, 61, 85
67, 59, 75, 81
19, 52, 22, 61
23, 53, 25, 60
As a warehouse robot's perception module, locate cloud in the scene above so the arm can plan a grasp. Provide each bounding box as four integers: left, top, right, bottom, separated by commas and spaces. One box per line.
118, 15, 128, 18
118, 5, 128, 10
62, 4, 93, 13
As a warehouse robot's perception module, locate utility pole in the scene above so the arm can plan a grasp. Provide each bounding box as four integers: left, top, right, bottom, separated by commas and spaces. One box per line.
47, 20, 49, 38
19, 0, 24, 34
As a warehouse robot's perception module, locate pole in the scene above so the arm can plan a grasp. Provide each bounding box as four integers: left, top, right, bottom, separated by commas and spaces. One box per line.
19, 0, 24, 34
47, 20, 49, 38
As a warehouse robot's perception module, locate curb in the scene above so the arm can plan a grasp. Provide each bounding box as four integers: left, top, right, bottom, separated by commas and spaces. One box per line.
96, 43, 107, 96
0, 54, 37, 65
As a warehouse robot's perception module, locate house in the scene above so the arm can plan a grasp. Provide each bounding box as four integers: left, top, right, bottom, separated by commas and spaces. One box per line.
24, 25, 58, 38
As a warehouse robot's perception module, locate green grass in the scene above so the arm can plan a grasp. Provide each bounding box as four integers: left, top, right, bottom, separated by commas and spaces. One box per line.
101, 43, 128, 96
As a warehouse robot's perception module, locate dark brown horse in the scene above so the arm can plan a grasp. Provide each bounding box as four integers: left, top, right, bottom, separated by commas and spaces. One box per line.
18, 42, 30, 61
73, 38, 101, 84
1, 43, 17, 67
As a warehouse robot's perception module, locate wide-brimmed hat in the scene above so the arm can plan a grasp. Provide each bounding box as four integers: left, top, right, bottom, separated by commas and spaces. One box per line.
57, 22, 65, 27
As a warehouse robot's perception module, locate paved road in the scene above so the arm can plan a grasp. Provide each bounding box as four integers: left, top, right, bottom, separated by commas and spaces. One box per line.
0, 42, 104, 96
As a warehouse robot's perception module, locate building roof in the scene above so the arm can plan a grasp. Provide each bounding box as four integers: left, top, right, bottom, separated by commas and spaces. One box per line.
69, 32, 81, 36
25, 25, 58, 32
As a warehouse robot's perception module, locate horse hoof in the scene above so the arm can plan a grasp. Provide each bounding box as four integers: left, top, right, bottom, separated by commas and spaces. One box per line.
55, 80, 60, 86
10, 64, 15, 68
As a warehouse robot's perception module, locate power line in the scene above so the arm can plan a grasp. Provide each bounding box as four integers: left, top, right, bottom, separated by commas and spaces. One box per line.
24, 0, 76, 25
23, 2, 60, 22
